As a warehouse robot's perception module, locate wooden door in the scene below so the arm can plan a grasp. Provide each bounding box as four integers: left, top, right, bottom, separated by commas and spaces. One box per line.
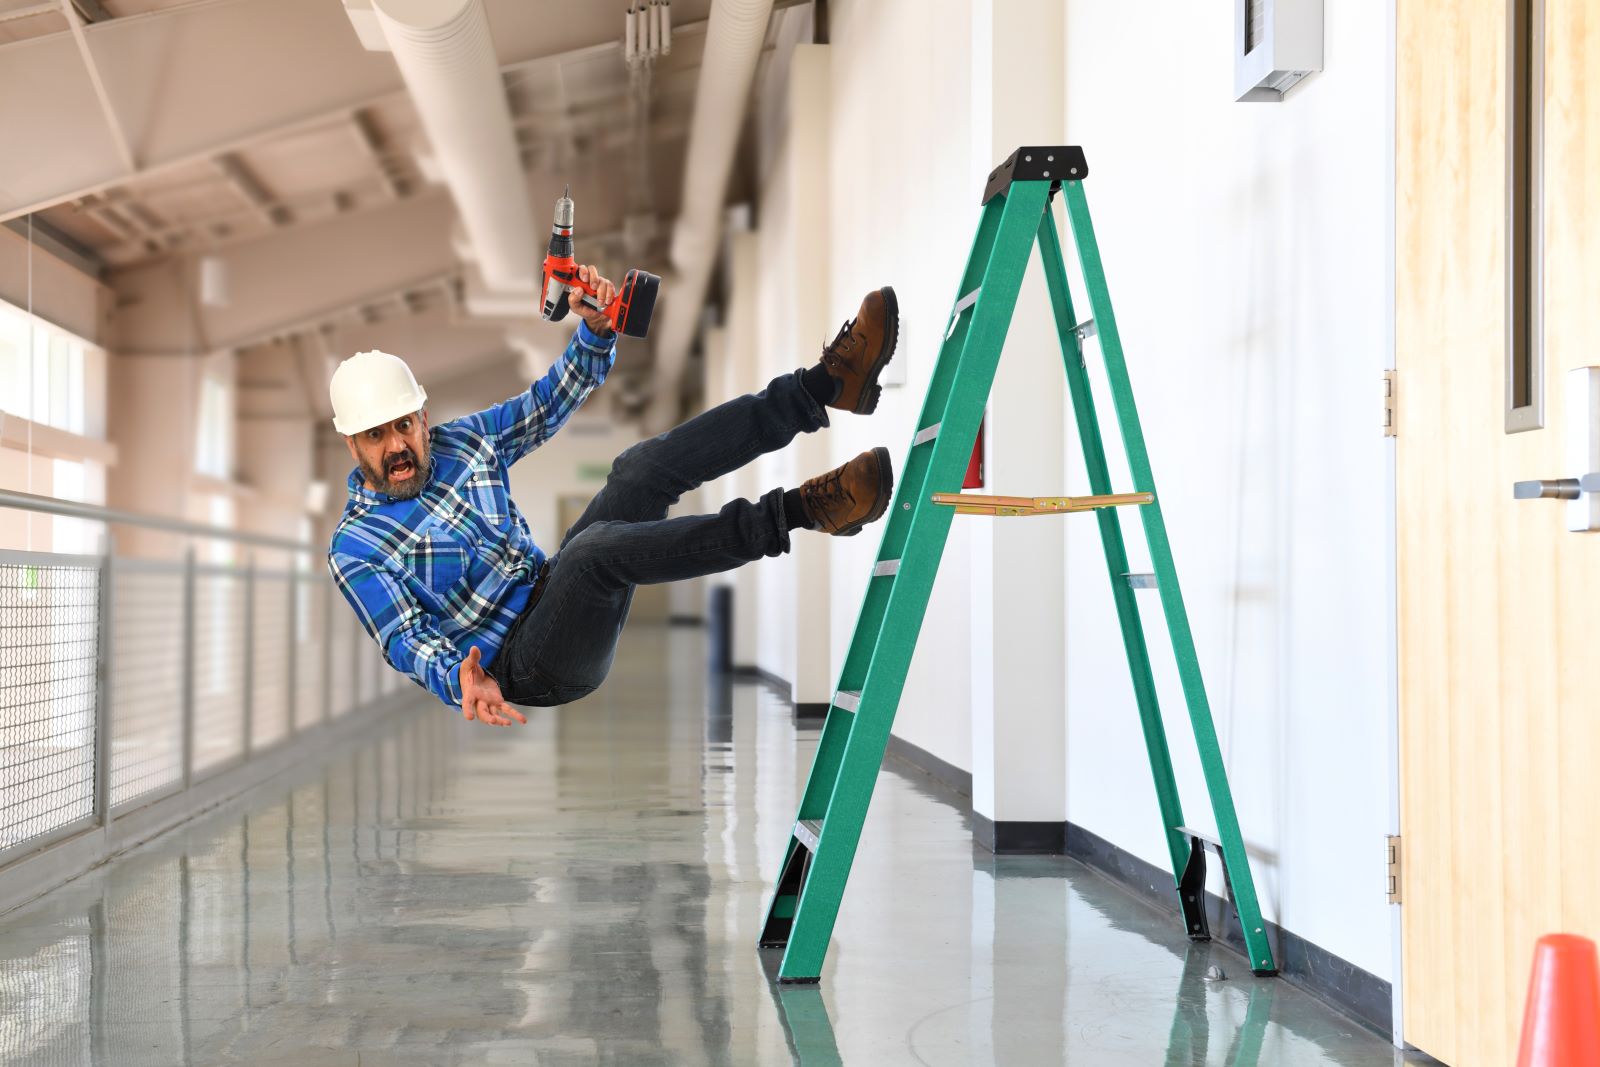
1396, 1, 1600, 1064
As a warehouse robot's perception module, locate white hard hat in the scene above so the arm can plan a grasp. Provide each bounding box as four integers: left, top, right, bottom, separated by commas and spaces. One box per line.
329, 350, 428, 435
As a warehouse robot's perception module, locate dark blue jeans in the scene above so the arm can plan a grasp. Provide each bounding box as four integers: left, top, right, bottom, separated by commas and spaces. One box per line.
488, 369, 828, 706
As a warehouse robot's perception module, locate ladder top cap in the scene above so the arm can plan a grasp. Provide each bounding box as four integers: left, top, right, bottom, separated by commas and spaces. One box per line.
982, 146, 1088, 205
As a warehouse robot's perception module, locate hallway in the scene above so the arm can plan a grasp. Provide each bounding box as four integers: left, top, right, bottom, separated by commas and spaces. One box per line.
0, 625, 1407, 1066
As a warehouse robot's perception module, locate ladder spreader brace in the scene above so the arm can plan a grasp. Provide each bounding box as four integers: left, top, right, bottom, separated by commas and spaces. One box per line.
758, 145, 1279, 983
931, 490, 1151, 517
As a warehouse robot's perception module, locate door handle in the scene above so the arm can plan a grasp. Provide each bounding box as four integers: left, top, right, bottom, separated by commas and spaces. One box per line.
1508, 368, 1600, 530
1513, 478, 1583, 500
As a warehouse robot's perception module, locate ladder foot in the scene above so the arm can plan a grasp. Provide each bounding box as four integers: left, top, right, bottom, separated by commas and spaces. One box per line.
777, 975, 822, 986
1251, 968, 1279, 978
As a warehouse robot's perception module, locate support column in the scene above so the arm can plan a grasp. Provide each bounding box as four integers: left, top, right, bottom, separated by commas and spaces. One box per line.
721, 228, 762, 672
968, 0, 1068, 852
786, 45, 834, 715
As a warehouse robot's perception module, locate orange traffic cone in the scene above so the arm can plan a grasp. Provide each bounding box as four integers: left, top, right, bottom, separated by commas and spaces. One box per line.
1517, 933, 1600, 1067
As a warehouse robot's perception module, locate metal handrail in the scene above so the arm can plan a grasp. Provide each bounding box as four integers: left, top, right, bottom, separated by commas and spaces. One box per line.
0, 487, 313, 553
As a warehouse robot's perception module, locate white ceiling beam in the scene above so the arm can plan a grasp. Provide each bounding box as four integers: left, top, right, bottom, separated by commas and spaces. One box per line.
0, 3, 60, 23
1, 0, 716, 222
214, 152, 293, 227
69, 0, 111, 22
348, 109, 405, 200
57, 0, 134, 172
110, 191, 458, 354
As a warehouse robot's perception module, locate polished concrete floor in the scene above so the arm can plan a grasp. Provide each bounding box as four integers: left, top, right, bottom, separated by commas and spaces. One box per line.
0, 625, 1417, 1065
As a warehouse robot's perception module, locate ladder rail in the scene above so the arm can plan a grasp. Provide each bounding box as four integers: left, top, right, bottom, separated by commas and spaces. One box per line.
760, 149, 1280, 984
1061, 179, 1276, 974
759, 193, 1009, 959
1035, 209, 1193, 887
778, 197, 1008, 837
773, 182, 1054, 982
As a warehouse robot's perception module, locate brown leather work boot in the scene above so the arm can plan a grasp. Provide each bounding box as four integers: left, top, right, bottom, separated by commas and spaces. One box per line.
818, 286, 899, 414
798, 447, 895, 536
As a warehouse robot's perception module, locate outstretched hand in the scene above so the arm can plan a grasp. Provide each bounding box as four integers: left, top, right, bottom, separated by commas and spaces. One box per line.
459, 646, 527, 728
569, 264, 617, 337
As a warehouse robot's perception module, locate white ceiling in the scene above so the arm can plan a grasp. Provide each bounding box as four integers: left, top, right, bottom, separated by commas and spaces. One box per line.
4, 0, 811, 424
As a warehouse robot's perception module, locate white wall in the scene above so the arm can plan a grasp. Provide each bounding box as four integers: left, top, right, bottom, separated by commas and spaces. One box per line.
814, 0, 983, 773
502, 412, 642, 556
1060, 2, 1392, 978
709, 0, 1393, 983
750, 140, 800, 686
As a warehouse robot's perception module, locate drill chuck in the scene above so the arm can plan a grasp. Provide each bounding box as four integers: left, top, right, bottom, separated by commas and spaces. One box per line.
548, 187, 575, 259
539, 185, 659, 337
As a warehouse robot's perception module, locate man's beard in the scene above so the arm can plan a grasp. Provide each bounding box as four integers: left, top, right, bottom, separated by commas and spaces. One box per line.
360, 444, 432, 500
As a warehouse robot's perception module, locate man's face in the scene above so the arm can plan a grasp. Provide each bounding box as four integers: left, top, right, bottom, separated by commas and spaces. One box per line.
346, 410, 431, 500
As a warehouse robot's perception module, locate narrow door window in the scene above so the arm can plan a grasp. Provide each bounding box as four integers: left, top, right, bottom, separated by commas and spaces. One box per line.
1505, 0, 1545, 433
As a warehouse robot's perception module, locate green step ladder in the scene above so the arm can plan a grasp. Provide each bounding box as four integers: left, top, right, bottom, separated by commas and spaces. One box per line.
758, 145, 1279, 983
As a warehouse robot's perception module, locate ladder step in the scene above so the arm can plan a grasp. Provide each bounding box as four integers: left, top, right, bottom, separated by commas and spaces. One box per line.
794, 819, 823, 852
759, 165, 1278, 982
945, 288, 982, 339
932, 491, 1153, 516
1176, 825, 1222, 853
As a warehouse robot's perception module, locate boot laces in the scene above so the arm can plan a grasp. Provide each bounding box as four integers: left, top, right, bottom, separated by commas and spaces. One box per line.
821, 318, 857, 363
808, 466, 855, 512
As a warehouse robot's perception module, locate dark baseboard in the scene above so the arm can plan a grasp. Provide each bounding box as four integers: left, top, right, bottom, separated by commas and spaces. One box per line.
1064, 822, 1393, 1037
731, 664, 788, 692
730, 665, 840, 726
883, 732, 972, 802
724, 666, 1394, 1041
877, 730, 1395, 1041
972, 813, 1065, 854
668, 615, 702, 627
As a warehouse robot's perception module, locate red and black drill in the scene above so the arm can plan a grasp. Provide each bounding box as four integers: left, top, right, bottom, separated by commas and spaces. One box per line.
539, 186, 660, 338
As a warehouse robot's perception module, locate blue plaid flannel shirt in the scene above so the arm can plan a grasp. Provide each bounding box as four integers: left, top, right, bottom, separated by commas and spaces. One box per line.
328, 322, 615, 708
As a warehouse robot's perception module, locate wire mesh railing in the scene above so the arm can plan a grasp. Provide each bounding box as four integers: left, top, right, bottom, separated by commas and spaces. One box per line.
0, 554, 100, 856
250, 572, 291, 752
108, 560, 185, 809
0, 489, 404, 884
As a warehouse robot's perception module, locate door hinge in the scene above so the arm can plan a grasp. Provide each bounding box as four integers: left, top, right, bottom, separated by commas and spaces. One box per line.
1383, 370, 1397, 437
1386, 834, 1402, 903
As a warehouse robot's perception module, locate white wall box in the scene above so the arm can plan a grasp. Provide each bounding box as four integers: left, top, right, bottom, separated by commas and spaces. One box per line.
1235, 0, 1324, 101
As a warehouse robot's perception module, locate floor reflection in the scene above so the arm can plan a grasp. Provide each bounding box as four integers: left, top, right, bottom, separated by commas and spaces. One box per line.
763, 974, 843, 1067
0, 625, 1414, 1066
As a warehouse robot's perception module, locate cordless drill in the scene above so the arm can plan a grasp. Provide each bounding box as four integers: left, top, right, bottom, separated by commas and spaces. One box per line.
539, 187, 660, 338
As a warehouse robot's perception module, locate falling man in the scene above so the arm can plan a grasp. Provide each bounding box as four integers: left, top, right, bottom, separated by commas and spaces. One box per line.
328, 266, 898, 726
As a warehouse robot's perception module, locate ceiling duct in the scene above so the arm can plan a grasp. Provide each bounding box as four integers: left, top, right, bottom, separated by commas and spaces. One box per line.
369, 0, 537, 299
645, 0, 773, 430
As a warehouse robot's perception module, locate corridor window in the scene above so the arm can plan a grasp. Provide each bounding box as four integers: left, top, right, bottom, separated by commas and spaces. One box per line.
194, 363, 234, 481
0, 298, 103, 439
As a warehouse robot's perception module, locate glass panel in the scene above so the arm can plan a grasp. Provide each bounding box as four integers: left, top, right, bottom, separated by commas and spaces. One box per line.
30, 324, 48, 422
0, 302, 105, 439
47, 333, 69, 431
66, 343, 84, 436
0, 307, 25, 414
1505, 0, 1545, 433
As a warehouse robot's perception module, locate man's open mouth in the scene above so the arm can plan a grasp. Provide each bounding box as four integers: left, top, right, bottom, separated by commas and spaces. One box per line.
387, 456, 416, 480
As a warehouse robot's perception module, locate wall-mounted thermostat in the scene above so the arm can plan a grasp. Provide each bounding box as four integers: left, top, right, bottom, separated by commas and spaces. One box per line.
1235, 0, 1323, 102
